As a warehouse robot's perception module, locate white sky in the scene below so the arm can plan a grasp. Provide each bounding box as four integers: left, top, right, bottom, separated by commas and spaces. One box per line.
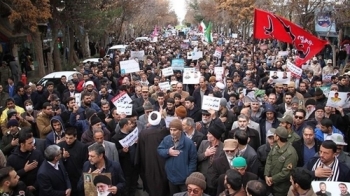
169, 0, 187, 24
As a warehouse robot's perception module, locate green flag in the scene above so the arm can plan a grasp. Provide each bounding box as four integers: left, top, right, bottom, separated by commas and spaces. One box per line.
204, 22, 213, 43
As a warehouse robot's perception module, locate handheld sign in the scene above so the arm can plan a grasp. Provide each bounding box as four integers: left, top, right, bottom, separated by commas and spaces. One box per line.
159, 82, 171, 90
202, 95, 221, 111
119, 127, 138, 147
162, 67, 174, 77
116, 104, 133, 115
130, 50, 145, 59
213, 47, 222, 58
287, 61, 302, 78
75, 93, 81, 107
112, 92, 132, 108
120, 60, 140, 74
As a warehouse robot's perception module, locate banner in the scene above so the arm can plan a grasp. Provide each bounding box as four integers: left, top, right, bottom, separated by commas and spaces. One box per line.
254, 9, 327, 67
315, 9, 336, 34
287, 61, 302, 78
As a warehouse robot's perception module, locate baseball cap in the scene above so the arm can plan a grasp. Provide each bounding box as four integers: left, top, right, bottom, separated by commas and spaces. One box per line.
271, 126, 288, 139
278, 115, 293, 124
267, 128, 275, 137
330, 133, 347, 146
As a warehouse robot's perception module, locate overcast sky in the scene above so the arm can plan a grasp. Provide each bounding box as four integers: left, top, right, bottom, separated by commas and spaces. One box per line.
169, 0, 187, 24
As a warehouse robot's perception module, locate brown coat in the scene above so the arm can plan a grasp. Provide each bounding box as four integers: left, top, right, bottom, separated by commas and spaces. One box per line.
36, 112, 51, 139
219, 187, 247, 196
287, 186, 316, 196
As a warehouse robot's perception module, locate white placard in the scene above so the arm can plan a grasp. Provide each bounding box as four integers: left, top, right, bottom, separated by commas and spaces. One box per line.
130, 50, 145, 59
162, 67, 174, 77
326, 91, 348, 108
287, 61, 302, 78
213, 48, 222, 58
183, 68, 200, 84
116, 103, 133, 115
119, 127, 138, 147
192, 51, 203, 60
215, 67, 224, 81
278, 51, 289, 56
159, 82, 170, 90
75, 93, 81, 107
202, 95, 221, 111
232, 33, 238, 38
191, 41, 198, 46
165, 116, 178, 128
269, 71, 291, 84
151, 37, 158, 42
112, 92, 132, 108
120, 60, 140, 74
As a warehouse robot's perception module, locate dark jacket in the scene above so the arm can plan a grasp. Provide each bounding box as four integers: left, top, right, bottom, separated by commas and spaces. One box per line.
207, 154, 230, 188
132, 97, 156, 116
229, 127, 260, 151
78, 157, 126, 195
0, 131, 19, 156
37, 161, 72, 196
45, 116, 65, 147
257, 144, 272, 179
192, 86, 211, 107
191, 130, 206, 150
292, 138, 322, 167
58, 140, 88, 193
13, 93, 24, 108
7, 147, 44, 188
304, 157, 350, 182
187, 105, 202, 123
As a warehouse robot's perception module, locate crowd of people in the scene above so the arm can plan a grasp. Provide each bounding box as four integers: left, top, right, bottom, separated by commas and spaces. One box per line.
0, 31, 350, 196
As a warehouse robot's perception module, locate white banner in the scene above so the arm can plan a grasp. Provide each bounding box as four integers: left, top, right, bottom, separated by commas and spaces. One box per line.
213, 48, 222, 58
119, 127, 138, 147
287, 61, 302, 78
183, 68, 200, 84
159, 82, 171, 90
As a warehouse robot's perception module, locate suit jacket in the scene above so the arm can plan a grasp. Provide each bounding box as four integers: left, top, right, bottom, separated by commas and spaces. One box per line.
34, 138, 46, 156
37, 161, 71, 196
231, 120, 261, 142
292, 138, 321, 167
241, 145, 260, 175
207, 155, 230, 187
132, 97, 156, 116
90, 141, 119, 163
197, 140, 224, 187
191, 131, 206, 150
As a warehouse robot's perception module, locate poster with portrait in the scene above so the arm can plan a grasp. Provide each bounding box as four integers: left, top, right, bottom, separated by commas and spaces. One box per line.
269, 71, 291, 84
312, 181, 350, 196
84, 173, 112, 196
183, 68, 200, 84
326, 91, 348, 108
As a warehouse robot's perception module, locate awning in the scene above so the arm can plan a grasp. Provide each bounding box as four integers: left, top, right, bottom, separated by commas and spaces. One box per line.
316, 31, 338, 38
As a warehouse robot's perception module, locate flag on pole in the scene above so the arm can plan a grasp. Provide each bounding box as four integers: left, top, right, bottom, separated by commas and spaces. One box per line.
204, 22, 213, 43
254, 8, 328, 67
198, 21, 206, 33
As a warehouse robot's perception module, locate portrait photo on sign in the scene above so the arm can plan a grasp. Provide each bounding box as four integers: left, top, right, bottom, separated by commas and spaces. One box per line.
269, 71, 291, 84
312, 181, 350, 196
83, 173, 112, 196
326, 91, 347, 108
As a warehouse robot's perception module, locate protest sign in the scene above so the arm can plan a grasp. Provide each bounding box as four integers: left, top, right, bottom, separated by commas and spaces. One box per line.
159, 82, 171, 90
326, 91, 347, 108
183, 68, 200, 84
213, 47, 222, 58
119, 127, 138, 147
130, 50, 145, 59
202, 95, 221, 111
171, 59, 185, 70
75, 93, 81, 107
112, 92, 132, 108
165, 116, 178, 128
180, 43, 189, 49
232, 33, 238, 38
162, 67, 174, 77
192, 51, 203, 60
278, 51, 289, 56
83, 173, 112, 196
312, 181, 350, 196
322, 74, 334, 83
116, 104, 133, 115
120, 60, 140, 74
287, 61, 302, 78
269, 71, 291, 84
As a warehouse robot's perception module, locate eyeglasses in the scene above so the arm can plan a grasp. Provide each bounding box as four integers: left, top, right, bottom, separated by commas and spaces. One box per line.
294, 115, 304, 119
187, 188, 200, 194
225, 150, 235, 153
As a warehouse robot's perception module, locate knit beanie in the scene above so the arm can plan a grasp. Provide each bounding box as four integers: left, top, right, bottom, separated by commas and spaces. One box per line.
90, 115, 102, 126
7, 109, 17, 118
291, 97, 299, 104
175, 106, 187, 119
143, 101, 153, 111
185, 172, 206, 190
169, 119, 183, 131
7, 119, 19, 128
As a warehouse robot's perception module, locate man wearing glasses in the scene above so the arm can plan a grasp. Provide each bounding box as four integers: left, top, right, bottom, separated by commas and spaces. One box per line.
174, 172, 209, 196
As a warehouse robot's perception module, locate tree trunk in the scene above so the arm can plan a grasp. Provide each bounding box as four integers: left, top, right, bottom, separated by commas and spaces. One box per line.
31, 31, 45, 77
81, 32, 90, 58
53, 40, 62, 71
50, 24, 62, 72
68, 26, 75, 66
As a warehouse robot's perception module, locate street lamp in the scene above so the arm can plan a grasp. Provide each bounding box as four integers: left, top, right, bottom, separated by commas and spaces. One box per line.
56, 0, 66, 12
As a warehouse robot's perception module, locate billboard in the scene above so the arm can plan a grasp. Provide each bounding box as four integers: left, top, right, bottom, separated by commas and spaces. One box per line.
315, 8, 336, 34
